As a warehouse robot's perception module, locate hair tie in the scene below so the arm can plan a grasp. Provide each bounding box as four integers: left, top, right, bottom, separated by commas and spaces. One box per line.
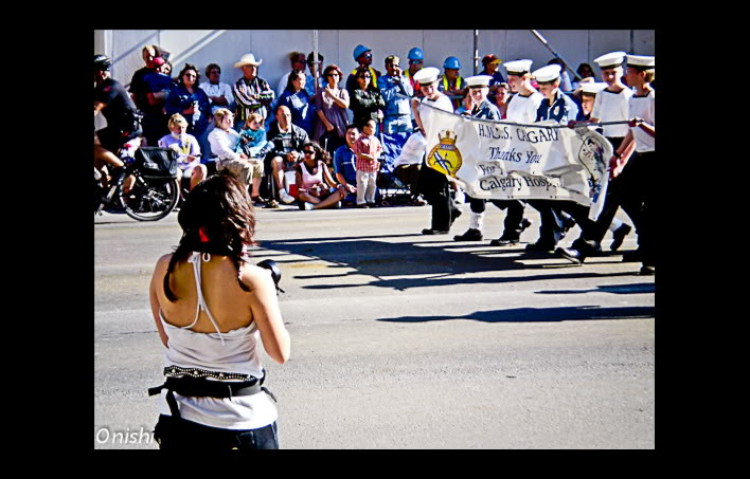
198, 227, 210, 243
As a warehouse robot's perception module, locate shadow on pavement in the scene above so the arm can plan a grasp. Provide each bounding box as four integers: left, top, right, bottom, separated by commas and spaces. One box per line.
259, 235, 640, 292
377, 305, 654, 324
536, 283, 655, 296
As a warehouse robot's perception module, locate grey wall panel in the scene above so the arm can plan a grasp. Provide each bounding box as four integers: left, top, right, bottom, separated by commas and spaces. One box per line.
588, 30, 633, 64
632, 30, 655, 55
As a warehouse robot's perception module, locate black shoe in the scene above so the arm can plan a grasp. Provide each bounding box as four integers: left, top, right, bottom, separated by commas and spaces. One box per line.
556, 247, 585, 264
640, 264, 656, 276
490, 236, 520, 247
525, 242, 556, 253
422, 228, 449, 235
449, 208, 463, 227
622, 250, 643, 262
563, 216, 576, 234
453, 228, 483, 241
610, 223, 632, 252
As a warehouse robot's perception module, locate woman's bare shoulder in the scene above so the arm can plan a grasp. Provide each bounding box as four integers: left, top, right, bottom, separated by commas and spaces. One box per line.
239, 262, 275, 292
155, 253, 174, 270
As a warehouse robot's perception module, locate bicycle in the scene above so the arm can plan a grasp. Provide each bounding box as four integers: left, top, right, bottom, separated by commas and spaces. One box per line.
94, 138, 181, 222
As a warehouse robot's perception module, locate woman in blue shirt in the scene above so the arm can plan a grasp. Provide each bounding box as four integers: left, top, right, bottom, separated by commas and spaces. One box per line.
278, 70, 316, 137
166, 64, 212, 156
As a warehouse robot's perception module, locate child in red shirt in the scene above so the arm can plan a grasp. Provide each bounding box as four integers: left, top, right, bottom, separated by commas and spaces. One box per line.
353, 119, 382, 207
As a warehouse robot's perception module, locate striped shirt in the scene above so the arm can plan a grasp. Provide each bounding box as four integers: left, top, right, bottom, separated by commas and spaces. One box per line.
233, 76, 275, 122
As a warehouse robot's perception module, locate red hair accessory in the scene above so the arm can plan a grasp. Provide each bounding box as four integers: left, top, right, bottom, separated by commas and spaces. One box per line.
198, 227, 210, 243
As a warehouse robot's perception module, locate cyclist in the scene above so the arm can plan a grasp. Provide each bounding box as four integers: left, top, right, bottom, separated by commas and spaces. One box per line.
94, 54, 142, 191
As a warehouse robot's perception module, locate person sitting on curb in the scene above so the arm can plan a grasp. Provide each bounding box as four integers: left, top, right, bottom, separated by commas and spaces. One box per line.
333, 125, 360, 206
236, 112, 273, 206
158, 113, 207, 193
266, 104, 310, 205
296, 142, 350, 210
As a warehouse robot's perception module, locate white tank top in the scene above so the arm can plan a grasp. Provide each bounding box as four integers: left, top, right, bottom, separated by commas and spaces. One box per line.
300, 160, 324, 188
158, 252, 277, 430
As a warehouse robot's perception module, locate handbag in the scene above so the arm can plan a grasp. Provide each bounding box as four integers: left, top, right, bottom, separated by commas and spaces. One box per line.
135, 147, 179, 179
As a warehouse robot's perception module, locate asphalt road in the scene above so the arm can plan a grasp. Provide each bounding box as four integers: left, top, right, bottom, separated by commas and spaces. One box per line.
94, 202, 655, 449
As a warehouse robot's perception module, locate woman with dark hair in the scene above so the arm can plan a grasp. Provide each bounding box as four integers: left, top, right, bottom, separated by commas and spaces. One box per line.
149, 171, 290, 450
313, 64, 350, 154
166, 64, 212, 154
277, 69, 316, 137
349, 66, 385, 134
295, 142, 350, 210
571, 62, 596, 90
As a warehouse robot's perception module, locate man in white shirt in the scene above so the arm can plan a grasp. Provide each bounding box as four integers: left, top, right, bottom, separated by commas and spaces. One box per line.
564, 52, 635, 256
504, 59, 544, 124
612, 54, 655, 275
557, 54, 655, 276
411, 67, 459, 235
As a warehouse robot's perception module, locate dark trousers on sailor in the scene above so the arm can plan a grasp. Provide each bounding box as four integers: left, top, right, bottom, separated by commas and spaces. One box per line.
419, 159, 459, 231
468, 196, 525, 238
526, 200, 574, 247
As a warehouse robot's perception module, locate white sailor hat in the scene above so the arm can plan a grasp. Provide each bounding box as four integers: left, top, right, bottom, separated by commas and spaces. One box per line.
626, 55, 655, 69
532, 64, 562, 83
413, 67, 441, 84
593, 51, 626, 70
580, 82, 608, 95
466, 75, 493, 88
504, 59, 533, 75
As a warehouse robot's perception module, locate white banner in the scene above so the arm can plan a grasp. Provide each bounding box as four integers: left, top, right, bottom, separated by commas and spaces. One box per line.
422, 107, 611, 220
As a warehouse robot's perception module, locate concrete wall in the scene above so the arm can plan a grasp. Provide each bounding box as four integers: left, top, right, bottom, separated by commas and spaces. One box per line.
95, 29, 655, 90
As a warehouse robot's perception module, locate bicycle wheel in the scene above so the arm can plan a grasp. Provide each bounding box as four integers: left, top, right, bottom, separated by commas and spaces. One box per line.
120, 176, 180, 221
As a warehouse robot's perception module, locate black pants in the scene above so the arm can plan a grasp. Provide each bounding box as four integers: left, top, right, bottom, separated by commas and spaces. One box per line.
154, 415, 279, 450
576, 137, 627, 245
141, 112, 168, 148
616, 151, 654, 264
395, 164, 422, 197
468, 196, 525, 238
526, 200, 575, 247
418, 161, 459, 231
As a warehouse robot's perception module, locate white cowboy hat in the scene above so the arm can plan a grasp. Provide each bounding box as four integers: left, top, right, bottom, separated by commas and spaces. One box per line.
234, 53, 263, 68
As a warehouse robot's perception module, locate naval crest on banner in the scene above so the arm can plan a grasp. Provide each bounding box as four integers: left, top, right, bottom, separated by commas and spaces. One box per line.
427, 130, 462, 177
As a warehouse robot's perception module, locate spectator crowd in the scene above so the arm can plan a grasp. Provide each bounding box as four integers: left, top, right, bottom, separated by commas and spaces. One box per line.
95, 42, 655, 275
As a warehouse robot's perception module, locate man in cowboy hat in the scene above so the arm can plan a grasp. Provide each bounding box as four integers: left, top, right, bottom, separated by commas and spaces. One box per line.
232, 53, 275, 130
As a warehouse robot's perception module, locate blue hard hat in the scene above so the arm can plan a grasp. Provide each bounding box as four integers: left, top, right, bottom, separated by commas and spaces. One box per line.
443, 56, 461, 70
353, 44, 371, 61
408, 47, 424, 61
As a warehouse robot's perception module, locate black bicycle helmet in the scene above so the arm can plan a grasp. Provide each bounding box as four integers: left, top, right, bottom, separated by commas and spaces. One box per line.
94, 54, 112, 71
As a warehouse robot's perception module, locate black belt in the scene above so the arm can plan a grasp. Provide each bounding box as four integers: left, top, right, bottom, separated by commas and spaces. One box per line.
149, 372, 276, 419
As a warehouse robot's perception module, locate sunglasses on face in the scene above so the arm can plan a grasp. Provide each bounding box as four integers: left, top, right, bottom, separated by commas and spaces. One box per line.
327, 73, 340, 77
409, 60, 423, 65
359, 75, 371, 79
303, 150, 316, 155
